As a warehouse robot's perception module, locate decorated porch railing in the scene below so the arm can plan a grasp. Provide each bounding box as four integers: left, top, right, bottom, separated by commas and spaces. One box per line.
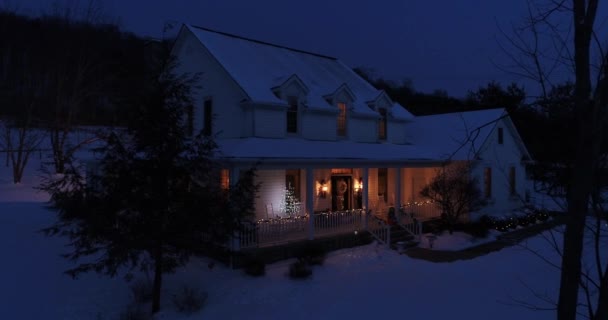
313, 209, 365, 237
367, 211, 391, 247
237, 209, 366, 249
401, 201, 442, 221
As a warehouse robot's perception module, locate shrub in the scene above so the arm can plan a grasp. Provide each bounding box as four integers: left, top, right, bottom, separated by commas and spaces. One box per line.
242, 255, 266, 277
172, 286, 207, 315
288, 260, 312, 279
295, 243, 327, 266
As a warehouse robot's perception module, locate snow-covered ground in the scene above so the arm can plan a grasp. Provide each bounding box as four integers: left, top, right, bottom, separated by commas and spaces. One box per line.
1, 144, 604, 320
0, 198, 568, 320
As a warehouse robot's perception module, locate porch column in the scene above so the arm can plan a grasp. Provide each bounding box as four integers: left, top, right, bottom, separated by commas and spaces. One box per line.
395, 167, 402, 211
306, 167, 315, 240
229, 166, 241, 252
362, 167, 369, 230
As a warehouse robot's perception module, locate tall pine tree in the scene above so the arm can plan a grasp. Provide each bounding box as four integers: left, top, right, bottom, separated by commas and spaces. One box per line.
40, 59, 258, 314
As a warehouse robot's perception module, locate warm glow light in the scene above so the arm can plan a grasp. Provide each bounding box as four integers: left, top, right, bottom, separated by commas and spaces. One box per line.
321, 185, 328, 192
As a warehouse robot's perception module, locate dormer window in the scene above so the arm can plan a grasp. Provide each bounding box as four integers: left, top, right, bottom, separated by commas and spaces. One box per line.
337, 102, 347, 137
287, 96, 298, 133
378, 108, 387, 140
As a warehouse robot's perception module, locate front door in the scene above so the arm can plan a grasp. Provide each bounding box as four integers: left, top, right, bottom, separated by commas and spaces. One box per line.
331, 176, 352, 211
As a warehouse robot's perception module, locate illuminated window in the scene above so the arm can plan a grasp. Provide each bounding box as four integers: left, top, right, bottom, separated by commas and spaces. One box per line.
509, 167, 516, 195
378, 108, 387, 140
287, 96, 298, 133
220, 169, 230, 190
484, 167, 492, 198
337, 102, 347, 137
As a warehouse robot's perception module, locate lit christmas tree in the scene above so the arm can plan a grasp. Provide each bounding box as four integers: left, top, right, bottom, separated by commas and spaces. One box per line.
281, 183, 301, 217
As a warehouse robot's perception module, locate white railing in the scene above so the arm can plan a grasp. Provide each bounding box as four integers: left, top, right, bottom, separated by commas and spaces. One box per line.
237, 209, 366, 249
314, 209, 365, 237
396, 210, 423, 242
401, 201, 442, 221
367, 213, 391, 247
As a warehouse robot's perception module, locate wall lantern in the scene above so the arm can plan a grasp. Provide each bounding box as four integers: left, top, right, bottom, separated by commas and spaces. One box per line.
354, 178, 363, 193
319, 179, 328, 198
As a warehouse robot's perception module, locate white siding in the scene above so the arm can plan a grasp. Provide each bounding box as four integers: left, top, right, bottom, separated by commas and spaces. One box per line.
254, 170, 285, 219
172, 29, 248, 139
473, 118, 529, 215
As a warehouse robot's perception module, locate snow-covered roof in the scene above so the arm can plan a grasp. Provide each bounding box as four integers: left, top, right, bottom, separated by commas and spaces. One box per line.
186, 25, 413, 120
217, 137, 440, 165
405, 108, 506, 161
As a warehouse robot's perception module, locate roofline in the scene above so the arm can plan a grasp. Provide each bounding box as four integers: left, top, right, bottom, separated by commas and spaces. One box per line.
179, 25, 253, 101
188, 24, 338, 60
218, 157, 444, 169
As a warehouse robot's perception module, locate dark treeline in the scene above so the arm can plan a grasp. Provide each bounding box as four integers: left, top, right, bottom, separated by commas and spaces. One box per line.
0, 9, 157, 126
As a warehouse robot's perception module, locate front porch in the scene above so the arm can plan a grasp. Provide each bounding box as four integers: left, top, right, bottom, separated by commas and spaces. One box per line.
228, 165, 443, 250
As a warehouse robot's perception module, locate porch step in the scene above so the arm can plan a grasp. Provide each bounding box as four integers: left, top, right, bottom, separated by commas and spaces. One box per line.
388, 225, 418, 253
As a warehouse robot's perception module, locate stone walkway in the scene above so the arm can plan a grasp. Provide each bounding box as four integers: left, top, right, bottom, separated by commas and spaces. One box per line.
404, 217, 566, 263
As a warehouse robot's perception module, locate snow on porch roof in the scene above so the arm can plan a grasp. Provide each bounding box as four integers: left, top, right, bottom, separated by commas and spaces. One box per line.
217, 137, 440, 164
405, 108, 506, 161
186, 25, 389, 117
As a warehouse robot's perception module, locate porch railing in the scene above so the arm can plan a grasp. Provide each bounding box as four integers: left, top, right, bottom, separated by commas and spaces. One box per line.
313, 209, 365, 237
368, 212, 391, 247
396, 208, 423, 242
237, 209, 366, 249
401, 201, 442, 221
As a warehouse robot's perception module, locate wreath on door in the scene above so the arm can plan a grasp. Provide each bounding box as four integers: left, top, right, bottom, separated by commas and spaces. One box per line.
337, 180, 348, 195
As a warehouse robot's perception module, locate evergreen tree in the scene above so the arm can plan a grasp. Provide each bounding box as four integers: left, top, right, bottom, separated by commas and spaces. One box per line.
40, 60, 257, 314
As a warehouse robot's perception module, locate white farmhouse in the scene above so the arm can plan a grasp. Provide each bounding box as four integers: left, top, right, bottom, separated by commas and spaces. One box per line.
170, 25, 533, 248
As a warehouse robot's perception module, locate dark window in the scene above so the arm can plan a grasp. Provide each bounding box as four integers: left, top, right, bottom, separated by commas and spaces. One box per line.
484, 167, 492, 198
378, 108, 387, 140
378, 168, 388, 202
509, 166, 516, 195
498, 127, 504, 144
286, 169, 301, 200
337, 102, 347, 137
203, 99, 212, 136
186, 105, 194, 136
287, 96, 298, 133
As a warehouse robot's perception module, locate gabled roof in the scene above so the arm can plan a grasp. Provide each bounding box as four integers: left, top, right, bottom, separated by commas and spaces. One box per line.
185, 25, 387, 117
404, 108, 528, 161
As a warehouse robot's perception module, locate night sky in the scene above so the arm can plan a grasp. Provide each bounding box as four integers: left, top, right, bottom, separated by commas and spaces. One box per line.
12, 0, 606, 97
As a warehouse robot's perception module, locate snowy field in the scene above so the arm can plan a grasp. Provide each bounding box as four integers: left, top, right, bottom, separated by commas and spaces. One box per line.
1, 150, 604, 320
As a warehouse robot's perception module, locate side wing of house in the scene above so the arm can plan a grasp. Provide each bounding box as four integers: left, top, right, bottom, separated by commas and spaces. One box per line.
473, 115, 532, 215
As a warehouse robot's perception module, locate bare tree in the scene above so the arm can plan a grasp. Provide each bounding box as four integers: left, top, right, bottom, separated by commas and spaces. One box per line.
420, 162, 485, 233
499, 1, 608, 319
0, 48, 46, 184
